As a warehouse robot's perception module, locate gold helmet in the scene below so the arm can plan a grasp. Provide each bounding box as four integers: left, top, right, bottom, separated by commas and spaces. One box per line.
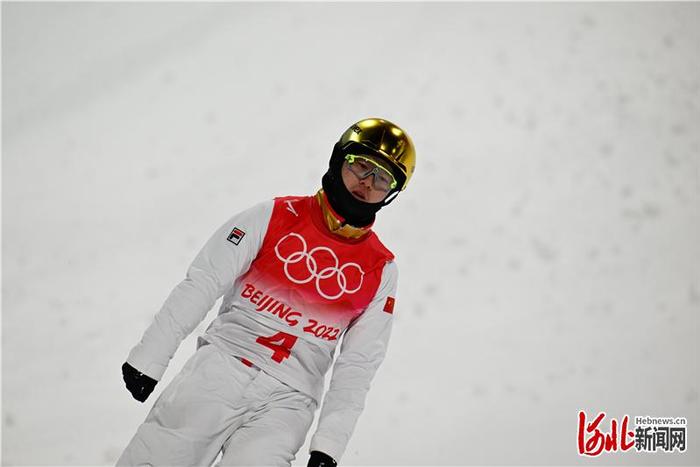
338, 118, 416, 191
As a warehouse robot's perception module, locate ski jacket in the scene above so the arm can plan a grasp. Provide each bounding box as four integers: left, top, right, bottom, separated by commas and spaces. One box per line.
126, 194, 398, 461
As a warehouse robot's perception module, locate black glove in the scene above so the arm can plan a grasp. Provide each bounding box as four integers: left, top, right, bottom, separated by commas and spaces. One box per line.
122, 362, 158, 402
308, 451, 337, 467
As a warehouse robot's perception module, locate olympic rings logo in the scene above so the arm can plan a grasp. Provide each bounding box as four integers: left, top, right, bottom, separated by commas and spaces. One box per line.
274, 232, 364, 300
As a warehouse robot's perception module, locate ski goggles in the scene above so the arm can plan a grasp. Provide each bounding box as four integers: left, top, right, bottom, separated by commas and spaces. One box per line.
344, 154, 398, 192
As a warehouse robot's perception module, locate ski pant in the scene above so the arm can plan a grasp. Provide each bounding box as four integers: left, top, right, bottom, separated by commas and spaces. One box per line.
116, 343, 318, 466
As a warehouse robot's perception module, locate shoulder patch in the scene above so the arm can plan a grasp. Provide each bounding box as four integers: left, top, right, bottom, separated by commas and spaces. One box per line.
383, 296, 395, 314
227, 227, 246, 245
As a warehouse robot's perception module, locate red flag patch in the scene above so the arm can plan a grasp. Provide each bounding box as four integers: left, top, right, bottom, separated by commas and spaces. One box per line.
383, 296, 395, 314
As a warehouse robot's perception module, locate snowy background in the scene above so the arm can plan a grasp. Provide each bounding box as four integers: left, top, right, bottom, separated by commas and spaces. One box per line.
2, 2, 699, 465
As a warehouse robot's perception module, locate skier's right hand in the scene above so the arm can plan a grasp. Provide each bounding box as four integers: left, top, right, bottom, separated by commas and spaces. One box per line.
122, 362, 158, 403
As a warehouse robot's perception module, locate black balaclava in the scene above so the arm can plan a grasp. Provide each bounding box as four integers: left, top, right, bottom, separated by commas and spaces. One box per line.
321, 142, 402, 227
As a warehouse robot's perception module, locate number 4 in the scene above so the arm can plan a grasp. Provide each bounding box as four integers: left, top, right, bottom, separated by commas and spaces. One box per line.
256, 331, 298, 363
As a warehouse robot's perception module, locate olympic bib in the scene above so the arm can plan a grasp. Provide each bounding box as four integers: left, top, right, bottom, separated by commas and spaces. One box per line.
238, 196, 393, 331
274, 232, 365, 300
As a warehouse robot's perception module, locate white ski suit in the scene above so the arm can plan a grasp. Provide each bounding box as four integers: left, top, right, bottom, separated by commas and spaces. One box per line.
117, 194, 398, 466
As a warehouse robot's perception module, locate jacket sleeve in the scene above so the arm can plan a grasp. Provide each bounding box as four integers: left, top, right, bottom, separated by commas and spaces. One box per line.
309, 260, 399, 462
125, 199, 274, 381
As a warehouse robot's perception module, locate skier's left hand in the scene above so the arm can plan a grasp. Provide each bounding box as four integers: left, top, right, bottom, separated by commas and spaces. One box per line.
307, 451, 337, 467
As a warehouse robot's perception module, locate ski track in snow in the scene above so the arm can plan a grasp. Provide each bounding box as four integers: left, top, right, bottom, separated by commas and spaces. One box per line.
2, 3, 699, 465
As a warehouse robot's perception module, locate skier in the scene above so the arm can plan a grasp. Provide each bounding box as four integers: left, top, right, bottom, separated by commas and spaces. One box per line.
117, 117, 416, 467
